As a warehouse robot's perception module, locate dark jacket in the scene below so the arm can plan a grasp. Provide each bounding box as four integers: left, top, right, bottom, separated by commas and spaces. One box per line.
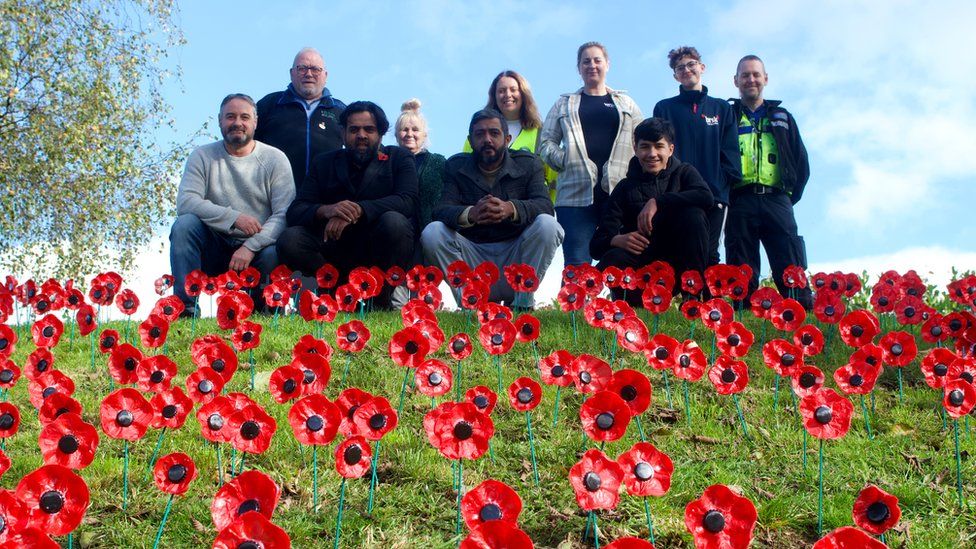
286, 145, 418, 231
653, 86, 741, 204
728, 99, 811, 204
433, 149, 553, 244
415, 150, 447, 229
255, 85, 346, 186
590, 156, 713, 258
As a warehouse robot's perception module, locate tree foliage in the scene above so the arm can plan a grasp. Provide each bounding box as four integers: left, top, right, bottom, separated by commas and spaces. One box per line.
0, 0, 190, 279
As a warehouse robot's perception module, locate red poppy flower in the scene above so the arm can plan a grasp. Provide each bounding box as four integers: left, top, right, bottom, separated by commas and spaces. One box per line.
352, 396, 398, 441
346, 267, 379, 299
602, 265, 624, 289
879, 331, 917, 368
136, 355, 177, 393
236, 266, 260, 290
680, 269, 704, 296
813, 291, 845, 324
607, 369, 652, 415
684, 484, 757, 549
336, 387, 373, 437
570, 354, 613, 394
0, 402, 21, 439
852, 484, 901, 535
465, 386, 498, 416
93, 329, 120, 356
150, 387, 194, 430
613, 316, 648, 355
460, 521, 533, 549
0, 325, 16, 360
152, 295, 185, 323
762, 339, 804, 376
29, 370, 76, 409
214, 512, 292, 549
15, 464, 90, 536
196, 396, 234, 444
288, 394, 340, 446
850, 343, 883, 371
461, 478, 523, 532
0, 488, 28, 542
448, 333, 474, 361
708, 356, 749, 395
88, 282, 114, 307
262, 280, 291, 310
388, 326, 430, 368
557, 283, 586, 312
644, 334, 679, 371
581, 297, 613, 330
769, 298, 806, 332
99, 388, 152, 441
617, 441, 674, 497
704, 264, 739, 299
291, 353, 331, 395
182, 270, 205, 298
411, 318, 445, 354
672, 340, 707, 382
714, 322, 754, 358
191, 340, 239, 384
38, 412, 98, 470
782, 264, 808, 289
813, 526, 887, 549
748, 287, 782, 320
73, 304, 97, 337
943, 379, 976, 419
152, 452, 197, 496
211, 470, 281, 531
580, 390, 632, 442
215, 271, 242, 294
510, 314, 540, 345
227, 403, 277, 454
232, 320, 262, 352
503, 263, 538, 294
892, 295, 924, 326
336, 320, 370, 353
0, 360, 19, 390
833, 361, 879, 396
415, 359, 454, 398
215, 292, 252, 330
312, 263, 339, 290
791, 365, 825, 399
267, 365, 304, 404
538, 350, 574, 387
292, 334, 334, 361
792, 324, 824, 357
948, 356, 976, 385
640, 284, 672, 314
869, 284, 898, 314
920, 348, 956, 390
111, 289, 139, 316
576, 265, 604, 297
800, 388, 854, 439
324, 436, 372, 483
699, 298, 733, 332
185, 367, 225, 404
138, 314, 169, 349
24, 348, 55, 381
31, 314, 64, 348
569, 449, 624, 511
921, 313, 949, 344
428, 401, 494, 460
506, 377, 542, 412
945, 311, 974, 340
478, 318, 517, 356
38, 393, 82, 425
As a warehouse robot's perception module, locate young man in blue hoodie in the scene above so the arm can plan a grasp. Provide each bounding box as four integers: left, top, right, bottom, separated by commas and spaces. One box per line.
653, 46, 741, 267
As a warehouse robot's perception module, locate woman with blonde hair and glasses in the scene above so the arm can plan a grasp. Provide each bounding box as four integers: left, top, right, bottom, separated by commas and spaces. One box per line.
540, 41, 642, 267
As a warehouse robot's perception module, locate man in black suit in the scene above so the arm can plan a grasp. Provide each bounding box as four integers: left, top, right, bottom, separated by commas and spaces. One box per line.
277, 101, 418, 308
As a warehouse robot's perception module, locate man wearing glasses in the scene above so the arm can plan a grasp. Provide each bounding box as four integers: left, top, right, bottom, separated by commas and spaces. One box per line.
256, 48, 346, 189
653, 46, 740, 269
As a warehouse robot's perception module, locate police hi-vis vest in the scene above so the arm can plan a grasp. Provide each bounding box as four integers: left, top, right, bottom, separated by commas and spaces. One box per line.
736, 110, 782, 189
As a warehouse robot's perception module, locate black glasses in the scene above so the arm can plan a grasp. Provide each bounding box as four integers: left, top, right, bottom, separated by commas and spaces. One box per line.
293, 65, 324, 75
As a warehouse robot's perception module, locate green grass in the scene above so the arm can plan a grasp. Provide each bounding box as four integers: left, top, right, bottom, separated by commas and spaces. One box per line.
2, 307, 974, 548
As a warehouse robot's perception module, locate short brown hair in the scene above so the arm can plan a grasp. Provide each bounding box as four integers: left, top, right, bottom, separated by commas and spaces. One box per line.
486, 70, 542, 129
667, 46, 701, 69
577, 41, 609, 65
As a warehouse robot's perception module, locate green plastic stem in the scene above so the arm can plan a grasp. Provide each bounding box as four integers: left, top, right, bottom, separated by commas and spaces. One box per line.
152, 494, 175, 549
733, 394, 750, 441
333, 478, 347, 549
526, 412, 539, 485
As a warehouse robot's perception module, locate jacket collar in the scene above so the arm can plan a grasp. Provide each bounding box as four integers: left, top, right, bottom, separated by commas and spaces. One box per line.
277, 84, 337, 108
677, 85, 710, 105
626, 155, 683, 181
561, 85, 627, 98
458, 149, 524, 193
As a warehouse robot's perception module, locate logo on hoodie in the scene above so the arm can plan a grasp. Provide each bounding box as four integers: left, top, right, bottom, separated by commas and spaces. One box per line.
703, 114, 720, 126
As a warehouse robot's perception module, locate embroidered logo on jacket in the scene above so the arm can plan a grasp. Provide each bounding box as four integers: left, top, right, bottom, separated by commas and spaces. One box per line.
703, 115, 720, 126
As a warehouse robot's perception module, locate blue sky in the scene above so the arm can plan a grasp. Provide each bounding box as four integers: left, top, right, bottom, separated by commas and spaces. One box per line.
133, 0, 976, 310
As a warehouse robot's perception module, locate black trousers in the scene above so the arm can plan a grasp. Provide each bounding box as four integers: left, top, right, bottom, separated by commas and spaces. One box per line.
276, 211, 415, 308
725, 189, 812, 308
596, 206, 709, 307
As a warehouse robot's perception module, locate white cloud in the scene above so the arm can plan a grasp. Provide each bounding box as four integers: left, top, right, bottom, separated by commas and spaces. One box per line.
810, 245, 976, 289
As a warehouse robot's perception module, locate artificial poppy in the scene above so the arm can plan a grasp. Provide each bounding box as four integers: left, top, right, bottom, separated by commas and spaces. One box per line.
448, 333, 474, 361
347, 267, 380, 300
762, 339, 803, 376
869, 283, 898, 314
191, 339, 239, 383
644, 334, 679, 371
607, 369, 652, 415
389, 326, 430, 368
791, 365, 825, 399
782, 264, 809, 289
215, 271, 242, 294
150, 387, 194, 430
513, 314, 541, 344
508, 377, 542, 412
580, 391, 632, 442
879, 331, 918, 367
769, 298, 806, 332
459, 521, 533, 549
465, 386, 498, 416
539, 350, 575, 387
557, 283, 586, 312
227, 403, 278, 455
709, 356, 749, 395
577, 265, 604, 297
336, 387, 373, 437
292, 334, 334, 361
793, 324, 824, 357
417, 284, 443, 309
334, 435, 373, 479
461, 478, 522, 531
99, 388, 152, 441
196, 396, 234, 444
680, 269, 704, 296
800, 388, 854, 439
833, 361, 879, 396
479, 318, 517, 355
412, 319, 445, 354
37, 393, 83, 425
31, 314, 64, 348
95, 329, 120, 355
944, 311, 973, 340
699, 298, 734, 331
113, 289, 139, 316
262, 280, 292, 310
315, 263, 340, 290
813, 291, 845, 324
291, 353, 331, 395
288, 394, 340, 446
416, 359, 454, 398
850, 343, 884, 370
569, 449, 624, 511
38, 413, 99, 470
336, 320, 370, 353
943, 379, 976, 419
616, 441, 674, 497
24, 348, 55, 381
136, 355, 178, 393
920, 348, 956, 390
703, 264, 740, 299
812, 526, 887, 549
0, 360, 19, 390
676, 299, 700, 322
151, 295, 183, 321
232, 320, 262, 352
15, 464, 90, 536
73, 304, 97, 337
892, 295, 925, 326
216, 292, 253, 331
582, 297, 614, 330
684, 484, 757, 549
268, 365, 305, 404
0, 402, 21, 439
402, 299, 438, 326
921, 313, 949, 344
211, 470, 281, 531
238, 266, 261, 289
948, 356, 976, 385
429, 401, 494, 460
0, 488, 28, 542
29, 369, 76, 410
138, 314, 169, 349
673, 340, 707, 382
152, 452, 197, 495
185, 367, 225, 404
0, 325, 15, 360
570, 354, 613, 394
715, 322, 754, 358
31, 292, 56, 316
461, 281, 490, 311
852, 484, 901, 535
616, 316, 649, 354
641, 284, 672, 314
603, 266, 623, 289
351, 396, 398, 441
749, 287, 782, 319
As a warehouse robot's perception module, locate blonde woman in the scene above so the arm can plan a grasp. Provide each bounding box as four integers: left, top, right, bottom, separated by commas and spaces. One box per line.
396, 99, 445, 229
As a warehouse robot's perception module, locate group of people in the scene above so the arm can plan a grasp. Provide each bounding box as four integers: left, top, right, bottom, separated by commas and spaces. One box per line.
169, 43, 812, 314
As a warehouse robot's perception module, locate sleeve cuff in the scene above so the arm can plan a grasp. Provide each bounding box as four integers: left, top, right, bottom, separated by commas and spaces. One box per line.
458, 206, 474, 228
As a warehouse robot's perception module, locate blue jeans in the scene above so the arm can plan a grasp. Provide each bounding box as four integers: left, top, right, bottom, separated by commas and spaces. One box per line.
169, 214, 278, 310
555, 204, 600, 267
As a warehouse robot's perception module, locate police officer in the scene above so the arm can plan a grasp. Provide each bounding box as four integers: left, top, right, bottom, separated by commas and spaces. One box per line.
726, 55, 813, 308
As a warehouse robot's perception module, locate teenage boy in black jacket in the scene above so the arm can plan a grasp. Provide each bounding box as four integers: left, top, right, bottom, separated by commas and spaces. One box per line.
591, 118, 712, 305
653, 46, 740, 267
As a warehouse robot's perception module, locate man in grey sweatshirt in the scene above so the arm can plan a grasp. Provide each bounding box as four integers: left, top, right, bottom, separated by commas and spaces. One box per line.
170, 93, 296, 314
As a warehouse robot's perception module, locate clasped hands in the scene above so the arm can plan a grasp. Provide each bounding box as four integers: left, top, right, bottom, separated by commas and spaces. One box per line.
467, 195, 515, 225
320, 200, 363, 241
612, 198, 657, 255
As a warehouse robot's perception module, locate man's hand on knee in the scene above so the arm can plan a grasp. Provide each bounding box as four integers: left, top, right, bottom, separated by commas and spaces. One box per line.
229, 246, 256, 271
611, 232, 650, 255
234, 213, 263, 236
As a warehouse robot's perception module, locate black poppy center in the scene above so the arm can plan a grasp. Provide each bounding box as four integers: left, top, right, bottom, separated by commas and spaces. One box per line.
36, 359, 49, 372
579, 371, 592, 384
102, 335, 116, 348
429, 372, 443, 386
116, 410, 134, 427
150, 371, 165, 383
567, 294, 577, 304
405, 341, 419, 354
42, 387, 56, 398
199, 379, 214, 394
782, 353, 796, 367
904, 306, 915, 318
162, 404, 177, 419
890, 344, 903, 356
369, 413, 387, 430
283, 379, 297, 394
949, 389, 965, 406
655, 348, 669, 360
303, 369, 316, 384
0, 370, 10, 383
241, 420, 261, 440
799, 372, 817, 388
949, 319, 963, 330
814, 405, 833, 424
123, 357, 140, 371
708, 311, 721, 322
620, 385, 637, 401
167, 464, 187, 483
347, 332, 359, 343
962, 372, 974, 384
721, 369, 737, 383
149, 327, 161, 338
849, 374, 864, 387
0, 414, 11, 430
58, 435, 79, 454
728, 334, 741, 346
317, 305, 328, 315
761, 299, 772, 309
783, 310, 795, 322
851, 325, 864, 337
237, 499, 260, 515
242, 332, 253, 343
933, 363, 949, 377
452, 340, 466, 353
679, 355, 691, 368
930, 326, 943, 337
521, 324, 534, 336
583, 471, 602, 492
866, 501, 890, 523
479, 503, 502, 522
208, 414, 224, 431
42, 326, 54, 338
516, 387, 533, 404
490, 334, 504, 346
39, 490, 64, 513
551, 365, 565, 377
596, 412, 615, 430
703, 509, 726, 533
306, 415, 324, 432
453, 421, 473, 440
801, 334, 814, 345
0, 340, 7, 351
824, 306, 835, 316
344, 444, 363, 465
473, 396, 489, 409
634, 462, 653, 481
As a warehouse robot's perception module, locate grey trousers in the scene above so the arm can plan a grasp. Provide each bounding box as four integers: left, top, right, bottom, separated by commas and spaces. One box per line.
420, 214, 564, 308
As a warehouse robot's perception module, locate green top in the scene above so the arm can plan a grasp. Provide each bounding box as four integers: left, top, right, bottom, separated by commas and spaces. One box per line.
736, 111, 782, 188
416, 150, 447, 228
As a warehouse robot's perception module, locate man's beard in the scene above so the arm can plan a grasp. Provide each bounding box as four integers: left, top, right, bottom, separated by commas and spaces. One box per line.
474, 143, 505, 167
223, 126, 252, 146
349, 142, 378, 164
